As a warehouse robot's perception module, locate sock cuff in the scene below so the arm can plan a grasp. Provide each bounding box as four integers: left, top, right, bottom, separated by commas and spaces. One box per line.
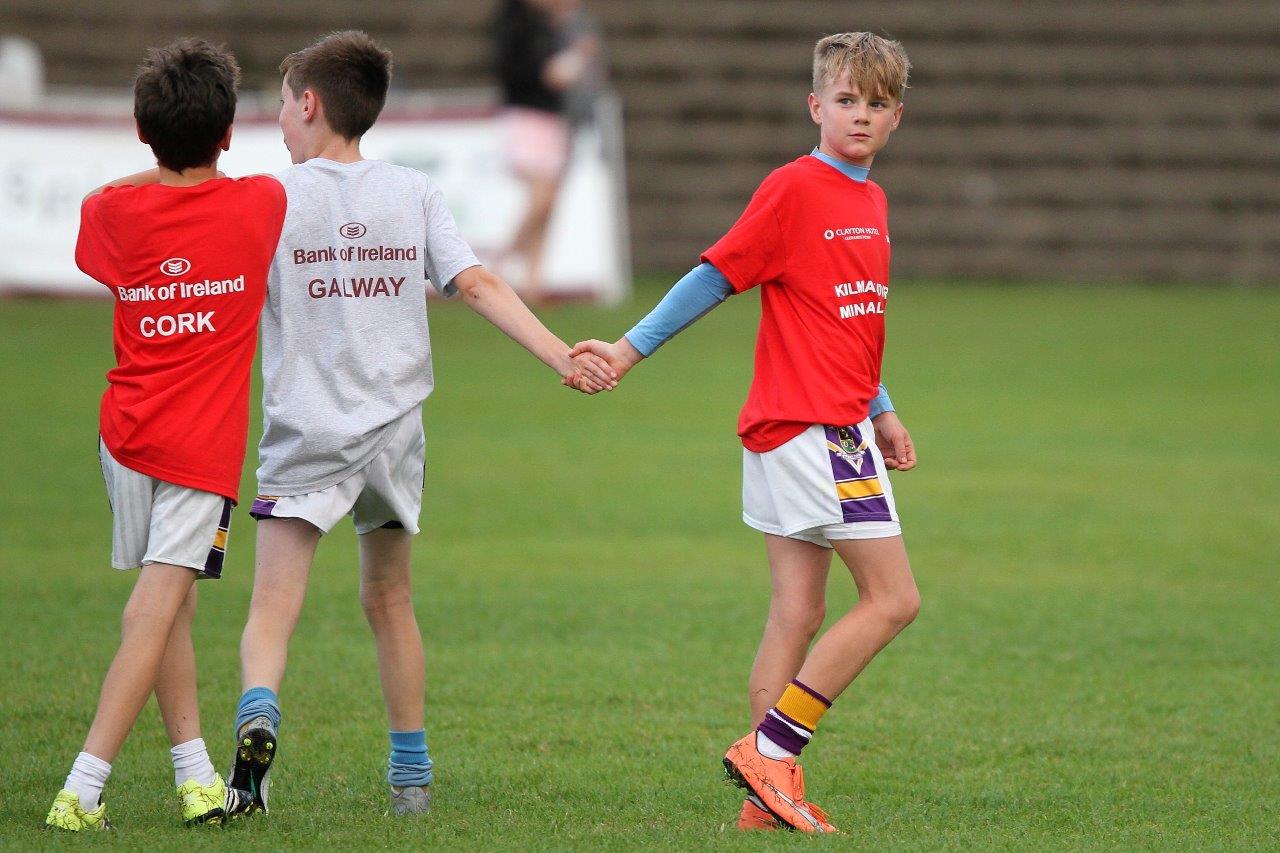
236, 686, 282, 732
388, 730, 433, 787
74, 751, 112, 774
389, 729, 429, 764
776, 681, 831, 731
169, 738, 208, 759
791, 679, 832, 707
389, 729, 427, 751
238, 686, 279, 708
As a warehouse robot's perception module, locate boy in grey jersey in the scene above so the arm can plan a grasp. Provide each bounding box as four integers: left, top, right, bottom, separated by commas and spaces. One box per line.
227, 31, 615, 817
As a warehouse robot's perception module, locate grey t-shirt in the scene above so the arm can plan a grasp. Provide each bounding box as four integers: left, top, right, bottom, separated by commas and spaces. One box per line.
257, 158, 479, 494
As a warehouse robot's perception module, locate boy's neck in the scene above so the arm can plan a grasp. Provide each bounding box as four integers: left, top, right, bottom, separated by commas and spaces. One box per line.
158, 163, 222, 187
817, 140, 873, 169
308, 136, 364, 164
811, 147, 871, 183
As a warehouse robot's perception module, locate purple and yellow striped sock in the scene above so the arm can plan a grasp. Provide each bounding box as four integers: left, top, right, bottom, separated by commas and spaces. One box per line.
756, 679, 832, 758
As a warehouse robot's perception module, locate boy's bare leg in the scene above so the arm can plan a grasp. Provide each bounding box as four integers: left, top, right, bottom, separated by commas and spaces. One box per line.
239, 517, 320, 692
152, 582, 222, 800
749, 535, 832, 724
358, 527, 424, 731
360, 526, 430, 813
508, 176, 560, 299
81, 563, 198, 762
154, 584, 201, 745
793, 535, 920, 702
726, 536, 916, 831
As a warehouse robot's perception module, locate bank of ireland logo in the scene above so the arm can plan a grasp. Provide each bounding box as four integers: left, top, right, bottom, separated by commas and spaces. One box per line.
159, 257, 191, 277
824, 229, 835, 240
339, 222, 367, 239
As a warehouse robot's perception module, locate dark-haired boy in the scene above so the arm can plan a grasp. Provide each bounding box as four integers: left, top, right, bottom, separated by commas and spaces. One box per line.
225, 30, 613, 818
44, 38, 285, 831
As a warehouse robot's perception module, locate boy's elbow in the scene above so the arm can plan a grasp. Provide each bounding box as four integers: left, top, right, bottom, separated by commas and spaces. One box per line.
453, 265, 496, 303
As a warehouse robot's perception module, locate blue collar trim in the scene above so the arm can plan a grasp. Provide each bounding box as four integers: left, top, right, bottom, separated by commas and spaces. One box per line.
810, 148, 870, 183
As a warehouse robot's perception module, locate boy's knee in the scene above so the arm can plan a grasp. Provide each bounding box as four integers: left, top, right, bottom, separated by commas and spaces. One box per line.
770, 600, 826, 640
883, 586, 921, 631
359, 584, 412, 621
121, 598, 167, 637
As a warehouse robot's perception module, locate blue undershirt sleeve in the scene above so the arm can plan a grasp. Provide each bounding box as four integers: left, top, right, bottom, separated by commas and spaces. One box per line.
868, 383, 894, 420
623, 262, 733, 357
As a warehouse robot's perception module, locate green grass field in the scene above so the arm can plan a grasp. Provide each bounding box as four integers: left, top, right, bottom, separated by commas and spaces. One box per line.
1, 280, 1277, 850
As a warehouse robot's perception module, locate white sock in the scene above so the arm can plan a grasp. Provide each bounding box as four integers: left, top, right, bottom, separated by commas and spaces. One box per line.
755, 730, 795, 760
171, 737, 217, 787
65, 752, 111, 812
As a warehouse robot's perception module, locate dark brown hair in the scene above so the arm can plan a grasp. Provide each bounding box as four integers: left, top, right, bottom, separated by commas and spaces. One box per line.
133, 38, 240, 172
280, 30, 392, 140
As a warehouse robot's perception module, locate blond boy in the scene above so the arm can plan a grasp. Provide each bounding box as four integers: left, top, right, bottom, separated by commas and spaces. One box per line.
571, 33, 919, 832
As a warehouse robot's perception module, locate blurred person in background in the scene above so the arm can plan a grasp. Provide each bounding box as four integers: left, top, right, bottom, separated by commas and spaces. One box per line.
493, 0, 603, 303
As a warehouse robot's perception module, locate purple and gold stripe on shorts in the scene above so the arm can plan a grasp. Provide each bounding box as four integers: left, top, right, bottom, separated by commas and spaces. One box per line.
824, 424, 893, 523
250, 495, 279, 520
202, 498, 233, 580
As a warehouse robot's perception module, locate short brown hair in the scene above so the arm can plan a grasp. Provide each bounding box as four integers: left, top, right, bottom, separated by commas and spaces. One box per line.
133, 38, 240, 172
813, 32, 910, 100
280, 31, 392, 140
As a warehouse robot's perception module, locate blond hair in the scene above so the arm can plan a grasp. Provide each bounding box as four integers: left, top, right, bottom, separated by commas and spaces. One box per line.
812, 32, 910, 99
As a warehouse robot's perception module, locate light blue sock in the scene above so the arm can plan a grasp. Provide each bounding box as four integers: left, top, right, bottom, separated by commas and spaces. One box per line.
235, 686, 281, 734
388, 729, 432, 787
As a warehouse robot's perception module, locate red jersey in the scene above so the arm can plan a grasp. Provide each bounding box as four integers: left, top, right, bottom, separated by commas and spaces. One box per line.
702, 156, 892, 452
76, 176, 286, 500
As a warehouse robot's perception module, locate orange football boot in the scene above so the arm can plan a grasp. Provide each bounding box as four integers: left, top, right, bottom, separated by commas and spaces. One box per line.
723, 732, 838, 833
737, 797, 779, 831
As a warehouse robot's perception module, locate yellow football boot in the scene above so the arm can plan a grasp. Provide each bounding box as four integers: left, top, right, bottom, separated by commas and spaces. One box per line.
44, 789, 111, 831
178, 775, 227, 826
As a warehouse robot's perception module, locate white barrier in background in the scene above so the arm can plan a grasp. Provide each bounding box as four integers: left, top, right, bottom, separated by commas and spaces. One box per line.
0, 95, 630, 302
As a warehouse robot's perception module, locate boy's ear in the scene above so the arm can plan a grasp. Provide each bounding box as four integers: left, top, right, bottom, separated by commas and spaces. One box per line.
302, 89, 318, 122
135, 120, 149, 146
219, 125, 233, 152
891, 101, 903, 130
807, 92, 821, 126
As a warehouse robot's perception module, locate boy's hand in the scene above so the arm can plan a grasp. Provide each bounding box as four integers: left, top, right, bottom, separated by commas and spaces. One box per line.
566, 338, 644, 386
872, 411, 916, 471
564, 352, 616, 394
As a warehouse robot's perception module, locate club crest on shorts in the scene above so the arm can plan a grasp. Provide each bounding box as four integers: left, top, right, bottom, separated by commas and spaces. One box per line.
835, 426, 866, 474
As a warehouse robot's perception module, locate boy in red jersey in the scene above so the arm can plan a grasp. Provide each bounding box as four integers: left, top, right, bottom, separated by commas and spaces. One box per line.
570, 33, 919, 832
44, 39, 285, 831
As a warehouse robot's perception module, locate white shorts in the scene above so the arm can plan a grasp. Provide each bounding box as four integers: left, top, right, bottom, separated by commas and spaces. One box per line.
742, 419, 901, 548
250, 406, 425, 536
99, 438, 232, 578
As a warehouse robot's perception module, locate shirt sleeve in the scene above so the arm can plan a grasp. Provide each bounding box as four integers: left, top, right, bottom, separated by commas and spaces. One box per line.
867, 383, 895, 419
246, 174, 288, 238
74, 194, 114, 286
700, 171, 789, 293
421, 178, 480, 297
623, 262, 733, 357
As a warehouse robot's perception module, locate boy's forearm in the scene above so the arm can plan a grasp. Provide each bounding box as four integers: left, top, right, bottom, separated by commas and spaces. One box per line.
456, 266, 574, 376
624, 262, 731, 357
612, 336, 646, 371
84, 168, 162, 202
